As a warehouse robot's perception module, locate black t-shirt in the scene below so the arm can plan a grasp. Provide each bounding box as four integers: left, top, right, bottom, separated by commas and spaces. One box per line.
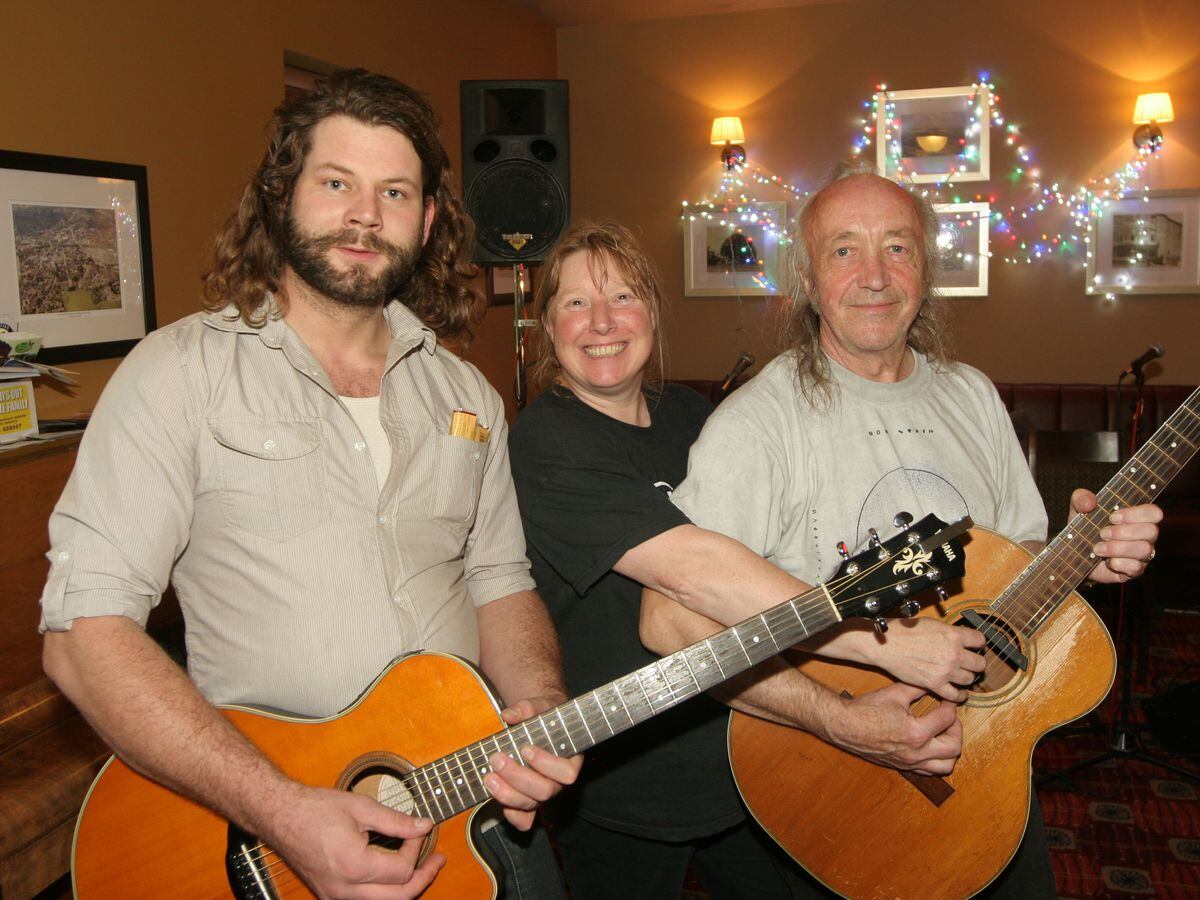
509, 383, 745, 841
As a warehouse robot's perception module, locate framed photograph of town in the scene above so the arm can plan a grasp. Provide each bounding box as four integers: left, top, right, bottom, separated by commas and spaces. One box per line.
683, 201, 786, 297
0, 150, 156, 363
876, 85, 991, 184
933, 201, 990, 296
1086, 190, 1200, 295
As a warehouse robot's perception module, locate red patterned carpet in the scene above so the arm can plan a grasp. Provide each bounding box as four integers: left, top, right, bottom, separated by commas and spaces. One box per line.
1033, 603, 1200, 899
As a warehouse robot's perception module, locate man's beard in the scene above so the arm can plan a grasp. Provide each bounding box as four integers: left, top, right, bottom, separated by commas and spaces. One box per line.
283, 218, 423, 308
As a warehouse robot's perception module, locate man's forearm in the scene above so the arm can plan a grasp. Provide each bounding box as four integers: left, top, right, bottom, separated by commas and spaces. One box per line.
476, 590, 568, 708
43, 616, 298, 837
639, 588, 842, 733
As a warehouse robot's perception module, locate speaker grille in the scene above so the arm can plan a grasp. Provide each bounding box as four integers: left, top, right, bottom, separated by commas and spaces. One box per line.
466, 160, 567, 260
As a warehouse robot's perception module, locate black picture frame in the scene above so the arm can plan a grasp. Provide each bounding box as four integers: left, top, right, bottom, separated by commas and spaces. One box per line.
0, 149, 156, 364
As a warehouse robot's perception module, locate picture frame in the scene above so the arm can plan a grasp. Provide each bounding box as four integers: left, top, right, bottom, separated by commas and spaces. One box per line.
485, 263, 536, 307
876, 85, 991, 184
683, 201, 786, 297
1085, 189, 1200, 296
933, 201, 990, 297
0, 149, 156, 364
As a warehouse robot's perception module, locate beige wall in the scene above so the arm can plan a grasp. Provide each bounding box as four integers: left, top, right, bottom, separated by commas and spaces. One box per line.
558, 0, 1200, 386
1, 0, 556, 418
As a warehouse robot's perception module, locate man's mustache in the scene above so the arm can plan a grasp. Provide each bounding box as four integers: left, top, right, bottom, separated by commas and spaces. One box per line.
309, 229, 393, 254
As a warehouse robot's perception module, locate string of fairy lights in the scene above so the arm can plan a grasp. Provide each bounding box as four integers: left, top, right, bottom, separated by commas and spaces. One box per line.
680, 74, 1162, 299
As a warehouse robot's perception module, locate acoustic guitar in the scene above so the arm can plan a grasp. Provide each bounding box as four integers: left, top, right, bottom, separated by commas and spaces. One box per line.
730, 385, 1200, 899
72, 514, 969, 898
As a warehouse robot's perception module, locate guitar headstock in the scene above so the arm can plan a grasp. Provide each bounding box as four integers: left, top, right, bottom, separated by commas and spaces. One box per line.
828, 513, 970, 630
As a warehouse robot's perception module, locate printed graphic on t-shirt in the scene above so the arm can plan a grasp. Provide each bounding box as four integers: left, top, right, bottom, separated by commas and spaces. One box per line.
853, 466, 970, 553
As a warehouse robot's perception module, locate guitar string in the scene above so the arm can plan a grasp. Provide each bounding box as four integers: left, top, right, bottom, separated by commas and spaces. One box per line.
233, 529, 958, 879
1003, 405, 1198, 637
975, 419, 1195, 687
365, 539, 943, 819
972, 399, 1198, 687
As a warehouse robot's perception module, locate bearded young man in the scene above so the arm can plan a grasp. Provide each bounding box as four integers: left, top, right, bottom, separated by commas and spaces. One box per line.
641, 162, 1162, 896
41, 70, 578, 900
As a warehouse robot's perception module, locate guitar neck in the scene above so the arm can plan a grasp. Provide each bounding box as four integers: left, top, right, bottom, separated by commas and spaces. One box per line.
392, 586, 843, 824
997, 386, 1200, 636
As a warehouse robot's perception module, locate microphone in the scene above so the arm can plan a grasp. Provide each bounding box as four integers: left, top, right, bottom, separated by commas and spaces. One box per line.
719, 352, 756, 398
1121, 344, 1164, 378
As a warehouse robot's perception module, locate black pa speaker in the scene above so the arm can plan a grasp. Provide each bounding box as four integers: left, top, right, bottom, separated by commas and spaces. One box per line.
460, 80, 569, 264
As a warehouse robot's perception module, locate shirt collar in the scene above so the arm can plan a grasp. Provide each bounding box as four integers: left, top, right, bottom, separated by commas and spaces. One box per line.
202, 294, 438, 356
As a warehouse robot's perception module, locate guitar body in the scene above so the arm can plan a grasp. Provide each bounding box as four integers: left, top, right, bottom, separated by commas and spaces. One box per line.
72, 653, 504, 899
730, 527, 1117, 899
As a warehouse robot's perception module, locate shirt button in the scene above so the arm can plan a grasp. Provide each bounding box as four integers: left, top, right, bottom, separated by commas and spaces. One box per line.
355, 441, 367, 451
473, 451, 481, 460
263, 439, 276, 451
378, 515, 388, 524
57, 551, 70, 563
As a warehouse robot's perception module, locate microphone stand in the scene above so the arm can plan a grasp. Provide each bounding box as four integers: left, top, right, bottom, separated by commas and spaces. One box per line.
1038, 365, 1199, 788
512, 263, 538, 411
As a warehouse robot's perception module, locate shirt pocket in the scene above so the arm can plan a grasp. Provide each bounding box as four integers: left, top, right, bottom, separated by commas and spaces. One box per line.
431, 433, 487, 533
208, 417, 331, 542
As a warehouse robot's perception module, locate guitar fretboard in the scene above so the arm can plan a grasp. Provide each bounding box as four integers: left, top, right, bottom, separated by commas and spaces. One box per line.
382, 586, 844, 823
996, 386, 1200, 636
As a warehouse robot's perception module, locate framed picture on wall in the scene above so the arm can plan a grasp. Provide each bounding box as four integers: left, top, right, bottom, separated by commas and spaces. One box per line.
0, 149, 156, 363
1086, 190, 1200, 295
933, 201, 990, 296
876, 85, 991, 184
683, 201, 786, 297
485, 264, 537, 307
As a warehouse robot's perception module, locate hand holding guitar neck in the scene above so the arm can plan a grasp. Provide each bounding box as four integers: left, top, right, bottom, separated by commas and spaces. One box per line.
485, 696, 583, 831
1070, 487, 1163, 584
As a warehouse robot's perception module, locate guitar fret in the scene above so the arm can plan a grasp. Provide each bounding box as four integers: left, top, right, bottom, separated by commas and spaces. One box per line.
759, 612, 783, 652
655, 659, 687, 705
703, 637, 727, 680
589, 690, 616, 737
633, 668, 658, 715
572, 698, 596, 747
602, 681, 635, 731
417, 764, 448, 821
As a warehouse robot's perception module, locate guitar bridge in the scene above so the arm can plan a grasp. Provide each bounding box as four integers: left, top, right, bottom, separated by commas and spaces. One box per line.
226, 824, 280, 899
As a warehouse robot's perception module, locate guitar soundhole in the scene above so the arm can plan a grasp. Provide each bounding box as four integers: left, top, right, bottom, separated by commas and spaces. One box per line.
956, 612, 1026, 694
340, 752, 439, 865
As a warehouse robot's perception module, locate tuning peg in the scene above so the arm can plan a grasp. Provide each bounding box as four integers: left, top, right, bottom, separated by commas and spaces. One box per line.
924, 567, 942, 581
836, 541, 849, 559
868, 528, 881, 548
900, 600, 921, 617
895, 582, 910, 595
873, 617, 889, 634
935, 586, 949, 602
893, 511, 913, 528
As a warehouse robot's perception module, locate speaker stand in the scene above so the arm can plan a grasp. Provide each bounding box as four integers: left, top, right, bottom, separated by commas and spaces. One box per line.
512, 263, 537, 411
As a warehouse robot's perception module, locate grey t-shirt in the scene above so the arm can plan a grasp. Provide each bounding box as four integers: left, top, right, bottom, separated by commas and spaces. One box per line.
672, 350, 1048, 585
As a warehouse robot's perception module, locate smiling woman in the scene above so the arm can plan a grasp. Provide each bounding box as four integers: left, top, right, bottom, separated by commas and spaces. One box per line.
508, 223, 817, 898
529, 222, 664, 424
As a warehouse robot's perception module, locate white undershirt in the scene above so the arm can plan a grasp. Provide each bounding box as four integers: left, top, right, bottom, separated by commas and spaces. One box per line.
339, 395, 391, 491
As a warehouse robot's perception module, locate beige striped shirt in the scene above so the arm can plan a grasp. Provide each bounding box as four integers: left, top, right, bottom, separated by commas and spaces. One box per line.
40, 298, 533, 717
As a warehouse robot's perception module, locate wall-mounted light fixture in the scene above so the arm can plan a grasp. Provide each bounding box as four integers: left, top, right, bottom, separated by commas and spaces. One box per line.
1132, 92, 1174, 152
711, 116, 746, 170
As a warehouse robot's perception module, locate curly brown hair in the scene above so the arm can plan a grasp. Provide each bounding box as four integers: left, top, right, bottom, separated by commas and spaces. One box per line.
779, 159, 952, 407
201, 68, 480, 340
529, 221, 667, 391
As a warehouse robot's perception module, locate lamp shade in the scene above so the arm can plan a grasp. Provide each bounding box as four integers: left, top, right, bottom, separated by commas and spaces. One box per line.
710, 116, 746, 145
1133, 92, 1175, 124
